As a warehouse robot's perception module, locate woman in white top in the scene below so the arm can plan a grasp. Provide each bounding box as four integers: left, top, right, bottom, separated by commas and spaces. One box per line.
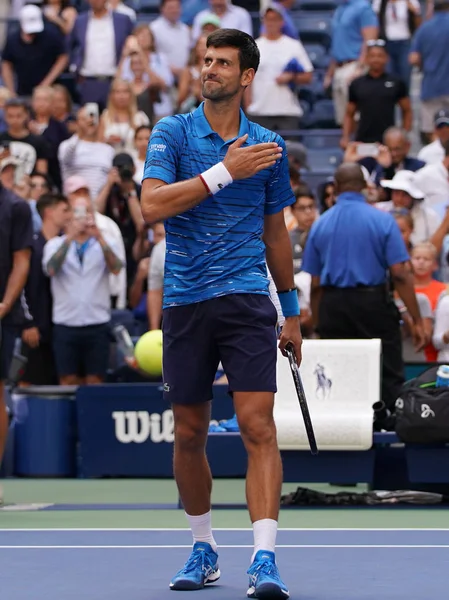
132, 124, 152, 185
432, 293, 449, 361
372, 0, 421, 89
99, 79, 150, 155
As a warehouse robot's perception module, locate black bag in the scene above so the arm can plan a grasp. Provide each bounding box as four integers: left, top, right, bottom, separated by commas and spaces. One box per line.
395, 368, 449, 443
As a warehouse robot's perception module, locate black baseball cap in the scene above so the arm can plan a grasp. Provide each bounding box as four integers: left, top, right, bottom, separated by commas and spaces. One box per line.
113, 153, 134, 168
434, 109, 449, 128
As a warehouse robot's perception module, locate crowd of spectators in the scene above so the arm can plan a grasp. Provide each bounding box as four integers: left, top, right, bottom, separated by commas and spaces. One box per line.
1, 0, 449, 388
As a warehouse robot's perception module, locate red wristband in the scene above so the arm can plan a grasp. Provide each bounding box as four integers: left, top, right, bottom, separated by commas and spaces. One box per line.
199, 174, 212, 196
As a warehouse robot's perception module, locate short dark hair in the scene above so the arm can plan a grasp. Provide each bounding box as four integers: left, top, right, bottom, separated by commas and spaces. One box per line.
206, 29, 260, 73
160, 0, 179, 6
135, 125, 152, 138
294, 185, 314, 200
4, 98, 28, 111
36, 193, 68, 219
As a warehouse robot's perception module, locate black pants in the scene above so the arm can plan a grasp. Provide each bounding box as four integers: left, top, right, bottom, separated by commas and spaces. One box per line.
318, 287, 404, 411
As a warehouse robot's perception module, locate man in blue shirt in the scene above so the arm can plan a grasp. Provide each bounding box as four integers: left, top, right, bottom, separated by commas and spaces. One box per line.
302, 163, 426, 421
409, 0, 449, 143
141, 28, 302, 600
324, 0, 378, 125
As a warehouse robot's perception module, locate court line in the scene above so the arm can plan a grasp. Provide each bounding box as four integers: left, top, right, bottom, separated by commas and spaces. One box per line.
1, 527, 448, 532
1, 545, 448, 549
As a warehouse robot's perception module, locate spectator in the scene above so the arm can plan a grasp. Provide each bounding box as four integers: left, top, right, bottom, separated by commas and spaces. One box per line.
191, 0, 253, 42
30, 85, 70, 190
43, 194, 124, 385
1, 5, 68, 98
119, 25, 175, 121
0, 181, 33, 501
302, 163, 425, 414
51, 84, 77, 134
317, 179, 336, 213
150, 0, 192, 80
409, 0, 449, 144
198, 13, 222, 36
131, 125, 151, 185
21, 193, 71, 386
96, 153, 143, 285
246, 5, 313, 132
42, 0, 78, 36
58, 105, 115, 199
414, 138, 449, 211
63, 175, 128, 309
109, 0, 136, 22
372, 0, 422, 89
147, 235, 166, 331
0, 98, 49, 180
289, 188, 318, 275
259, 0, 299, 40
177, 35, 208, 113
394, 210, 414, 252
325, 0, 378, 126
69, 0, 133, 110
0, 88, 13, 134
341, 40, 411, 148
431, 292, 449, 361
378, 170, 441, 243
98, 79, 150, 154
410, 241, 447, 361
417, 109, 449, 164
27, 172, 53, 233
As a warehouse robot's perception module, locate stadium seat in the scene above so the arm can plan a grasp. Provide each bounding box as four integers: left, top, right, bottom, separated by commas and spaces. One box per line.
303, 43, 331, 69
300, 129, 343, 149
304, 99, 338, 129
299, 1, 340, 11
136, 0, 160, 13
135, 12, 159, 24
304, 147, 343, 170
300, 170, 334, 196
298, 69, 327, 106
292, 12, 333, 48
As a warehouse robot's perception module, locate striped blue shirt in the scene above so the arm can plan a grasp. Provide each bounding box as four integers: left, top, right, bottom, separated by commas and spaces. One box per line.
143, 103, 294, 308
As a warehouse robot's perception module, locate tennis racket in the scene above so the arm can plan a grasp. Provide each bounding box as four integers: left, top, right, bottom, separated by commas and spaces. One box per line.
285, 342, 318, 455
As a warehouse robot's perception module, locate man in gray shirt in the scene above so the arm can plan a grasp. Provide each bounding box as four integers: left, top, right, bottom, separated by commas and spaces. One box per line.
147, 238, 166, 331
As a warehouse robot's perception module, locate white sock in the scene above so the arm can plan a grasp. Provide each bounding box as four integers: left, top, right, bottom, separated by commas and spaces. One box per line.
185, 511, 218, 552
251, 519, 278, 563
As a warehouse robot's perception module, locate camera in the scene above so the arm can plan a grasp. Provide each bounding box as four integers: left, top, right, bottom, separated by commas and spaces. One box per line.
117, 164, 134, 182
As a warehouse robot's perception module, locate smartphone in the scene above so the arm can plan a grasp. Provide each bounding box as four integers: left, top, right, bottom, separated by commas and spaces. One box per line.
357, 143, 379, 158
85, 102, 99, 125
73, 205, 87, 220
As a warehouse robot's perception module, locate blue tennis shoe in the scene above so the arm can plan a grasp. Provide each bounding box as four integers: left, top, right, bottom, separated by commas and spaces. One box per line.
247, 550, 289, 599
169, 542, 220, 590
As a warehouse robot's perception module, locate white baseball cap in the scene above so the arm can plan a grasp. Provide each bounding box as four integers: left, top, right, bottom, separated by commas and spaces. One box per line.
20, 4, 44, 35
380, 170, 424, 200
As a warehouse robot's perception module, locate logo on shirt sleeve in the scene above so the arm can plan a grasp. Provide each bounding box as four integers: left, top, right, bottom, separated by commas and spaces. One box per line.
150, 143, 167, 153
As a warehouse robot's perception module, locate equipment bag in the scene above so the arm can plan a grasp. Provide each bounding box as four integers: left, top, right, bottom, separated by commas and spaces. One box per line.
395, 367, 449, 443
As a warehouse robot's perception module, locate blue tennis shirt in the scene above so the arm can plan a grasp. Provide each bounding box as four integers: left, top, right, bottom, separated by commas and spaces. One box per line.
143, 103, 294, 308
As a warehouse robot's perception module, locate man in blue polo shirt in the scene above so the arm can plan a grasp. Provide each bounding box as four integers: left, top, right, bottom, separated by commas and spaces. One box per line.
409, 0, 449, 144
302, 163, 426, 421
141, 28, 302, 599
324, 0, 378, 126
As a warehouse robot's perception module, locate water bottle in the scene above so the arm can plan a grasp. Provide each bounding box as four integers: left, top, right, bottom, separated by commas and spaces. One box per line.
112, 325, 135, 360
436, 365, 449, 387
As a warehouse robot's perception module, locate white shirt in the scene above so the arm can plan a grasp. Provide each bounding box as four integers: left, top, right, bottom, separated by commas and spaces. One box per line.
43, 234, 122, 326
414, 162, 449, 210
148, 238, 166, 291
150, 17, 191, 71
376, 200, 441, 244
372, 0, 420, 40
418, 139, 444, 165
248, 35, 313, 117
95, 212, 127, 310
432, 294, 449, 361
192, 4, 253, 41
112, 1, 136, 21
58, 135, 115, 200
81, 11, 117, 77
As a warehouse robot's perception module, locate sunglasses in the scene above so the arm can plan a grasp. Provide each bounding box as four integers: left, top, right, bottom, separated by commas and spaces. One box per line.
367, 39, 386, 48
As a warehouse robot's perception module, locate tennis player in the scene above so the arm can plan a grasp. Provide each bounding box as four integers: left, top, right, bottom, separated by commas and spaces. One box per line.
141, 29, 302, 599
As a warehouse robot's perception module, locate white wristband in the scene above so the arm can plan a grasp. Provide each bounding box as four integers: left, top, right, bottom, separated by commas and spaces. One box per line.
200, 162, 233, 195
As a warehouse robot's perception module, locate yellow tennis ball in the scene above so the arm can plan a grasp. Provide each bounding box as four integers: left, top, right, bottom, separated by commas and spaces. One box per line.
134, 330, 163, 377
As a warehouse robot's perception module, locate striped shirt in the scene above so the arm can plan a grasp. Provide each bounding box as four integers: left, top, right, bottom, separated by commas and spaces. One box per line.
143, 102, 294, 308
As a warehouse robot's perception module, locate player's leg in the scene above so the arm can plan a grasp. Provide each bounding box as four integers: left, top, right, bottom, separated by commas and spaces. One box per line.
163, 301, 221, 590
217, 293, 289, 599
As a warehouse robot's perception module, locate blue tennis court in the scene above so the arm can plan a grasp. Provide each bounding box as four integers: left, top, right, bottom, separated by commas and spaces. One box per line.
1, 528, 448, 599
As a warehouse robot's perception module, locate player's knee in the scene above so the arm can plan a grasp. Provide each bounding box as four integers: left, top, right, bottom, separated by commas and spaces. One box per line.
239, 413, 277, 449
174, 419, 208, 452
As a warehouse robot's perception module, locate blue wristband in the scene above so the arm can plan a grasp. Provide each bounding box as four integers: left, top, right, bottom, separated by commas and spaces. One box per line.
278, 289, 300, 317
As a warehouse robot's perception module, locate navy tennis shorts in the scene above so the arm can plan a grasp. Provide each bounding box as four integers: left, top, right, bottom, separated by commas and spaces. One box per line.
162, 293, 278, 405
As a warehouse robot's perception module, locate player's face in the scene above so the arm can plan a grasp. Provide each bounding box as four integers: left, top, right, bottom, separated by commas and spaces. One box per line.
201, 47, 252, 102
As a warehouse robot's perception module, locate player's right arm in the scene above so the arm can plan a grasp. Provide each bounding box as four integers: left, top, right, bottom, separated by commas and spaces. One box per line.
141, 117, 283, 224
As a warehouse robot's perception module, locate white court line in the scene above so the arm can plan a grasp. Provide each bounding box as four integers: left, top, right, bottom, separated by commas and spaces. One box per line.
1, 527, 448, 532
0, 544, 448, 550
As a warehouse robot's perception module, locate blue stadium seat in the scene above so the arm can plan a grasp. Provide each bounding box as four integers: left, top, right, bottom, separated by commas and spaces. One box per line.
292, 12, 333, 49
299, 1, 340, 10
300, 129, 343, 150
304, 99, 338, 129
300, 170, 334, 196
305, 148, 343, 171
136, 0, 160, 13
110, 309, 138, 336
303, 43, 331, 69
298, 69, 327, 106
135, 12, 159, 24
